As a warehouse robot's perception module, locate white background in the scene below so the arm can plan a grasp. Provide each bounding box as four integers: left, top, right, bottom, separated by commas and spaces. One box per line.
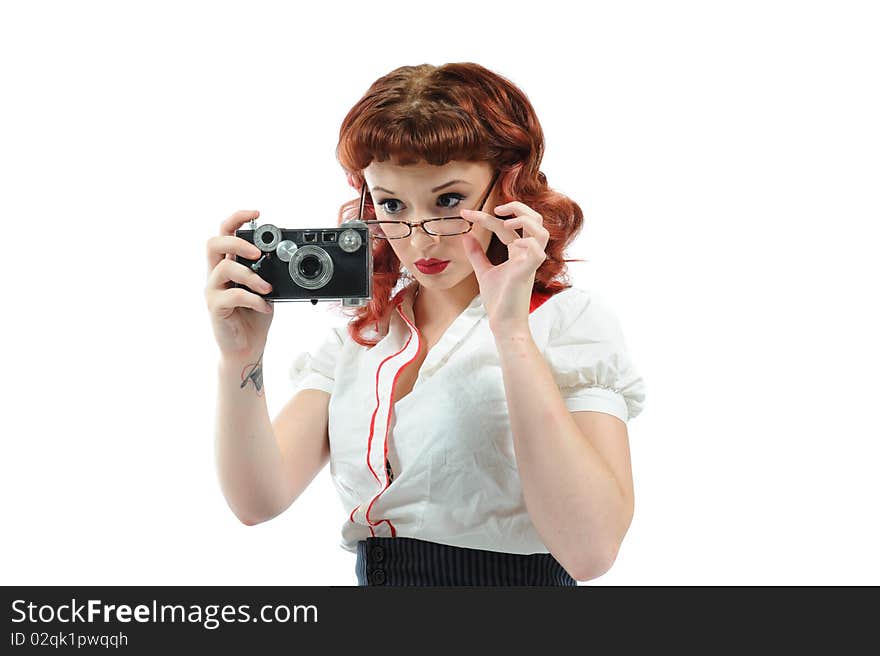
2, 0, 878, 585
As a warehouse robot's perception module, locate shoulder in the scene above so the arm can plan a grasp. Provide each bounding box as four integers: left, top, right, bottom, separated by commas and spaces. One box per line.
539, 286, 646, 421
309, 317, 351, 357
533, 286, 616, 338
545, 286, 623, 342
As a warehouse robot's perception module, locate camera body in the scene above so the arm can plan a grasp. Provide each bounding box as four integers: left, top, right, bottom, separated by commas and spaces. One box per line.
234, 220, 373, 306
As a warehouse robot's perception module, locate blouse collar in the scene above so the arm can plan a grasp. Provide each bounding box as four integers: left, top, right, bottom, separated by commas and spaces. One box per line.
390, 281, 487, 378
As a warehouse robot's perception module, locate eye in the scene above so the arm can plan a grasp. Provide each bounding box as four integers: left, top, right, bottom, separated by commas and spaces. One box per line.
376, 193, 466, 215
437, 193, 465, 209
376, 198, 403, 215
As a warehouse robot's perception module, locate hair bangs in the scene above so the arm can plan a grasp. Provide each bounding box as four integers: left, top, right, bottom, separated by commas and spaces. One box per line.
339, 109, 489, 172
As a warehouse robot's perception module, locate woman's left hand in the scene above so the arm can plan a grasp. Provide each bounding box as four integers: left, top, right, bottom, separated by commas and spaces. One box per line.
460, 201, 549, 337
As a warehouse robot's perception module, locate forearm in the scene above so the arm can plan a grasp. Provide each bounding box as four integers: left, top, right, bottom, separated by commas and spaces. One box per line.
493, 329, 629, 579
214, 350, 289, 525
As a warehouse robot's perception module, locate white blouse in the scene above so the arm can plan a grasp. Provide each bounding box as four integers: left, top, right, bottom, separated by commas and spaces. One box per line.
288, 281, 646, 555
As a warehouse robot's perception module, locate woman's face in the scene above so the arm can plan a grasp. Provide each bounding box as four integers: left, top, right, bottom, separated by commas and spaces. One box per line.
362, 159, 499, 294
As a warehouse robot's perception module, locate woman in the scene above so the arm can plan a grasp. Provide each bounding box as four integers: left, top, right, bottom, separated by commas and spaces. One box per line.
206, 63, 646, 586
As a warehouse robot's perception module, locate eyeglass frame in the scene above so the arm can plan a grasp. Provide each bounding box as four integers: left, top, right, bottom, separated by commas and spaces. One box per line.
357, 169, 501, 239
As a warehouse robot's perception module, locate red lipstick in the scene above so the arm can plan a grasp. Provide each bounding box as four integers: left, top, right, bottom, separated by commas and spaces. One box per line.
414, 258, 450, 274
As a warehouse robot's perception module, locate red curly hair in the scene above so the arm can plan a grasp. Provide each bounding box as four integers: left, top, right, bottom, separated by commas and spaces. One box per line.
332, 62, 586, 347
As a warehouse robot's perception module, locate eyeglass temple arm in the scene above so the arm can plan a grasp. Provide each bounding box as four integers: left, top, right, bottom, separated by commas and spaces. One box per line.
477, 170, 501, 214
358, 181, 367, 221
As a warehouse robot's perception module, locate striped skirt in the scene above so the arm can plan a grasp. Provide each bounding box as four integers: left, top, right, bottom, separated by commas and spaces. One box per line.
356, 536, 577, 586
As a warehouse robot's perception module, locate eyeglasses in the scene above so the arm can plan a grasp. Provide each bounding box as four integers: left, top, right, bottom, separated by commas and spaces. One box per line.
358, 169, 500, 240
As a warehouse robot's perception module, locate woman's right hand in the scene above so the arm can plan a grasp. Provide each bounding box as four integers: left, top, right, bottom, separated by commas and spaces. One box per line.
205, 210, 275, 360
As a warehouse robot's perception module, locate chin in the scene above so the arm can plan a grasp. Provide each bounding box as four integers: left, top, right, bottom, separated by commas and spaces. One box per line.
413, 265, 475, 290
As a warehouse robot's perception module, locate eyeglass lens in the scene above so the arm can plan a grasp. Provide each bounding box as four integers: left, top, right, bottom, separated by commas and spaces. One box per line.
367, 217, 471, 239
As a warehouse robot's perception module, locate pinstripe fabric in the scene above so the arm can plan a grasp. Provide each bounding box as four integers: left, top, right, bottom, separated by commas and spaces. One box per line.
356, 537, 577, 586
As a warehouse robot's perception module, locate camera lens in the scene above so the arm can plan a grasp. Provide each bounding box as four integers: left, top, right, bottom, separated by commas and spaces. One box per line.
299, 254, 322, 279
288, 245, 334, 290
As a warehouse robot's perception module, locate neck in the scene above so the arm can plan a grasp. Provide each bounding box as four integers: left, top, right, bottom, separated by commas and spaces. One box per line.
412, 274, 480, 327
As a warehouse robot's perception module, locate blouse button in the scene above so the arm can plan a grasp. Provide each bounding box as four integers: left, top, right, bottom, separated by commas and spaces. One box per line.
370, 568, 386, 585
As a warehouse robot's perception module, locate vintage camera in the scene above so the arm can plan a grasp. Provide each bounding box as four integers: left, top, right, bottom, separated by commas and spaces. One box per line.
234, 218, 372, 306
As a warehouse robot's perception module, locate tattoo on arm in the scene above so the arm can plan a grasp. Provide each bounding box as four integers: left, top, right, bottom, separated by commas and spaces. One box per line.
240, 352, 265, 396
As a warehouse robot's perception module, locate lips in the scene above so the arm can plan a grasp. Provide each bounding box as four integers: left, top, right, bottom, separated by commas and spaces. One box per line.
414, 258, 450, 274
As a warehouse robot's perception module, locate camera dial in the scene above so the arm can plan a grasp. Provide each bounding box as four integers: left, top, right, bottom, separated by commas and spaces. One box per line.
338, 229, 363, 253
276, 240, 298, 262
254, 224, 283, 252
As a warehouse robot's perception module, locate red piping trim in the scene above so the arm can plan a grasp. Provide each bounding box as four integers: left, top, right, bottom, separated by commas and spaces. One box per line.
350, 288, 418, 534
365, 330, 410, 485
363, 303, 422, 532
364, 302, 422, 531
348, 309, 411, 529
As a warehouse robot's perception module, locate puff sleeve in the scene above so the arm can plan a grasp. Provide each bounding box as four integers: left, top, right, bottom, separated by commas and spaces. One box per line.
543, 289, 646, 423
288, 325, 345, 396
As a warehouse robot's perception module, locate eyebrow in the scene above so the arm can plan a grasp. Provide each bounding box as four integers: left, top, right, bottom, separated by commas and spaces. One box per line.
371, 179, 473, 195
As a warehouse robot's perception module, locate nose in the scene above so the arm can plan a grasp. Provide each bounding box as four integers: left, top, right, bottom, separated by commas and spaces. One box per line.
408, 222, 441, 247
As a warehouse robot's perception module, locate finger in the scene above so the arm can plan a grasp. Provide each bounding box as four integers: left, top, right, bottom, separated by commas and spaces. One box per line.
207, 258, 274, 296
206, 235, 264, 276
462, 232, 493, 278
513, 237, 548, 263
219, 209, 260, 237
461, 209, 521, 245
494, 216, 550, 245
213, 287, 274, 316
494, 202, 543, 225
212, 210, 261, 273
